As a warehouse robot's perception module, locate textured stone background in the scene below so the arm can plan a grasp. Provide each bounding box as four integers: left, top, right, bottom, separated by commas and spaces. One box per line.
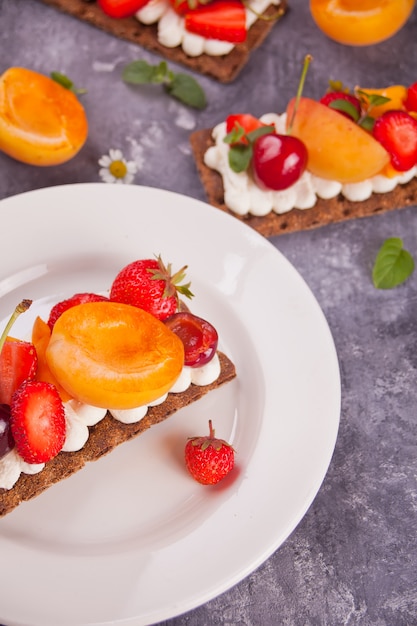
0, 1, 416, 624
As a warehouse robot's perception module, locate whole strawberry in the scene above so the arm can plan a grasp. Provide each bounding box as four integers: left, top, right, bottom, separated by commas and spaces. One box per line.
47, 292, 109, 330
110, 255, 194, 321
185, 420, 235, 485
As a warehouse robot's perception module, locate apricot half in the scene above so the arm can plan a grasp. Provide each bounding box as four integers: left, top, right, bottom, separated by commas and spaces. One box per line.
309, 0, 415, 46
287, 97, 390, 183
45, 302, 185, 409
0, 67, 88, 166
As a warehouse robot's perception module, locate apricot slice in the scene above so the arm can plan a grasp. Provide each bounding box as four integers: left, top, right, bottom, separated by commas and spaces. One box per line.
309, 0, 415, 46
286, 97, 390, 183
357, 85, 408, 118
0, 67, 88, 166
32, 316, 72, 403
45, 302, 184, 409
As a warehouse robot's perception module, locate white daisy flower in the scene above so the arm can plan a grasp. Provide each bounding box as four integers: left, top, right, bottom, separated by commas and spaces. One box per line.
98, 148, 138, 184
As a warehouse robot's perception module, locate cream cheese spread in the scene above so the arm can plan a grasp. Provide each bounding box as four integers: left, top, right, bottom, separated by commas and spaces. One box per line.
203, 112, 417, 217
0, 338, 222, 490
136, 0, 281, 56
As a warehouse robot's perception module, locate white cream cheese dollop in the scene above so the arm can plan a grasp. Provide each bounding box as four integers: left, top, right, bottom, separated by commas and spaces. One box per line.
0, 353, 222, 490
136, 0, 281, 56
204, 112, 417, 217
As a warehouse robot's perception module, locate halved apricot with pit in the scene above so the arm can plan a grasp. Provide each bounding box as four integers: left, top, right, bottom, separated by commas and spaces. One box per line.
0, 67, 88, 166
45, 302, 184, 409
287, 97, 390, 183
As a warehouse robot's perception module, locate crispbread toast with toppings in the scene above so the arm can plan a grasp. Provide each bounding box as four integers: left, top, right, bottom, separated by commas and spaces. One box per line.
34, 0, 288, 82
0, 351, 236, 517
190, 127, 417, 237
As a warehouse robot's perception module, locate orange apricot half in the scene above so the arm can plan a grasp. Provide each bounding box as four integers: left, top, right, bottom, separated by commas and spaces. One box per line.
0, 67, 88, 166
45, 302, 185, 409
287, 97, 390, 183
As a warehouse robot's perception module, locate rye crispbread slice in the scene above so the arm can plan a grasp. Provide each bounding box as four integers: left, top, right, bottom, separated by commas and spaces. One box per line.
0, 351, 236, 518
34, 0, 288, 83
190, 128, 417, 237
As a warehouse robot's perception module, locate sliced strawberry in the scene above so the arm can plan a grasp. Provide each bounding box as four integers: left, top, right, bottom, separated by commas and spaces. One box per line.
373, 110, 417, 172
320, 91, 362, 121
10, 380, 66, 464
97, 0, 151, 18
0, 338, 37, 405
185, 0, 246, 43
47, 292, 109, 330
404, 81, 417, 113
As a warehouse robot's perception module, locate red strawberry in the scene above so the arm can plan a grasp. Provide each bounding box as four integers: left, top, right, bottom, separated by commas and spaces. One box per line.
97, 0, 150, 18
225, 113, 268, 145
373, 110, 417, 172
0, 338, 38, 406
404, 81, 417, 113
184, 420, 235, 485
47, 292, 109, 330
320, 91, 362, 121
0, 299, 36, 406
110, 255, 194, 321
185, 0, 247, 43
10, 380, 66, 464
169, 0, 210, 15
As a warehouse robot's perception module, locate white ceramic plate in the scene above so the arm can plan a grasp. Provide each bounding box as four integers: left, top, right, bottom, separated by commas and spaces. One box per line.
0, 184, 340, 626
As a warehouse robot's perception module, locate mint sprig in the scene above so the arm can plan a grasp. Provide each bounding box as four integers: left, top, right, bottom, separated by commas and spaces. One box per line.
122, 60, 206, 110
223, 124, 275, 173
50, 72, 87, 95
372, 238, 415, 289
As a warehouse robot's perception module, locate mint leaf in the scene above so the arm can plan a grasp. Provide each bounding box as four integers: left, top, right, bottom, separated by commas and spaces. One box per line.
50, 71, 86, 95
122, 59, 206, 109
122, 60, 163, 84
328, 98, 360, 122
166, 73, 206, 109
372, 238, 415, 289
228, 144, 253, 173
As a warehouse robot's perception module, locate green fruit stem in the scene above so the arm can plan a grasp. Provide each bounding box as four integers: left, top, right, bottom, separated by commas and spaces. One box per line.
287, 54, 313, 135
0, 300, 32, 354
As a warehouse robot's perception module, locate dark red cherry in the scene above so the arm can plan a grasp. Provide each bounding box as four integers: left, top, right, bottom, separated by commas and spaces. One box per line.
0, 404, 14, 459
164, 312, 218, 367
252, 133, 308, 191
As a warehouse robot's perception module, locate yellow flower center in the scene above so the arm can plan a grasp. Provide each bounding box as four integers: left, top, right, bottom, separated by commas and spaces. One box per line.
109, 160, 128, 179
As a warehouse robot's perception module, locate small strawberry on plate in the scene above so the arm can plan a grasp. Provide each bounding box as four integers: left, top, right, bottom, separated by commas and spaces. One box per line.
185, 420, 235, 485
0, 339, 37, 406
97, 0, 151, 18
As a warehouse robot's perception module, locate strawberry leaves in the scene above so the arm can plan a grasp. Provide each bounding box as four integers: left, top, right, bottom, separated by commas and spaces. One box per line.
372, 238, 414, 289
122, 60, 206, 109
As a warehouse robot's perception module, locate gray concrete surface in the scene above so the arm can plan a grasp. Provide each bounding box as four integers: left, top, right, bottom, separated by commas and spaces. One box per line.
0, 1, 416, 624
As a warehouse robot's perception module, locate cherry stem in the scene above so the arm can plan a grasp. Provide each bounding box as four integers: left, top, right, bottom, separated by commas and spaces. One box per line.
0, 300, 32, 354
287, 54, 313, 135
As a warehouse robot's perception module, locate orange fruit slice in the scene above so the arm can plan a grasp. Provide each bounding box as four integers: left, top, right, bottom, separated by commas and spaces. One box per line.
32, 316, 72, 403
287, 97, 390, 183
309, 0, 415, 46
0, 67, 88, 166
45, 302, 184, 409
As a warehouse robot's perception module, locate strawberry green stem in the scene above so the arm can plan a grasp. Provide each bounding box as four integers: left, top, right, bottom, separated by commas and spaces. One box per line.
0, 300, 32, 354
287, 54, 313, 135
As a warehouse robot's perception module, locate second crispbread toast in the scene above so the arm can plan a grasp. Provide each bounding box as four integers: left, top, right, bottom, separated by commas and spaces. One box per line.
190, 127, 417, 237
0, 351, 236, 518
34, 0, 288, 83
